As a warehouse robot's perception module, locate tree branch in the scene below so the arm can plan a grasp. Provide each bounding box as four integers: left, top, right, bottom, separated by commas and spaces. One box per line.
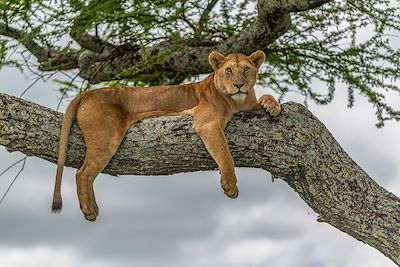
0, 91, 399, 265
195, 0, 220, 37
70, 17, 117, 53
38, 50, 80, 71
260, 0, 332, 13
0, 23, 80, 71
0, 23, 51, 61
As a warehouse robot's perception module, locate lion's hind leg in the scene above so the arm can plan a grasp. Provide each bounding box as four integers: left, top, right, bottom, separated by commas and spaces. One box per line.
77, 131, 127, 221
76, 105, 129, 221
76, 151, 113, 221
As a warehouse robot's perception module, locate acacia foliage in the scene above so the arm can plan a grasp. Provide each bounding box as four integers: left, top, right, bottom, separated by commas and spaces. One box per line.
0, 0, 399, 126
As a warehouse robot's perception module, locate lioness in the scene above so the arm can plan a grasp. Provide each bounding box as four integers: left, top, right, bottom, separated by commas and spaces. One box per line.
52, 50, 281, 221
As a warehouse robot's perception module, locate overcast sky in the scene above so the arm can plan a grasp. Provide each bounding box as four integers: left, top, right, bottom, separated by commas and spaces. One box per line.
1, 18, 400, 267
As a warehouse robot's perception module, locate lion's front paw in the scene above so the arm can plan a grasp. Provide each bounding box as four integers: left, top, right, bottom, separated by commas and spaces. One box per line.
221, 183, 239, 199
259, 95, 281, 117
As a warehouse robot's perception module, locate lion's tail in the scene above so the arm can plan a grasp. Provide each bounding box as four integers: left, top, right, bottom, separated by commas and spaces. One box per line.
51, 95, 82, 214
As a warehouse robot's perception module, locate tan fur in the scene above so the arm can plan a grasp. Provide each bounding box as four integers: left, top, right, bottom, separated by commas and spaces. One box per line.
52, 50, 281, 221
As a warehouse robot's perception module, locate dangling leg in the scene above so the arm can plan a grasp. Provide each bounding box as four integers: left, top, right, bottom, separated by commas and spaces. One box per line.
76, 104, 130, 221
193, 104, 237, 198
76, 158, 101, 221
76, 144, 121, 221
76, 129, 128, 221
194, 121, 238, 198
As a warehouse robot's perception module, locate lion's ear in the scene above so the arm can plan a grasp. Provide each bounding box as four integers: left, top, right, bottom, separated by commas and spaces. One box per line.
209, 51, 225, 70
249, 50, 266, 69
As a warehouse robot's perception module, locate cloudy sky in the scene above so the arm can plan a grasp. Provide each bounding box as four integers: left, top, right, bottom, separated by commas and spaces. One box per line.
1, 23, 400, 267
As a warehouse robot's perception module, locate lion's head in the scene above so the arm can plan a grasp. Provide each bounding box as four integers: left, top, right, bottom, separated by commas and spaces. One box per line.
209, 50, 265, 103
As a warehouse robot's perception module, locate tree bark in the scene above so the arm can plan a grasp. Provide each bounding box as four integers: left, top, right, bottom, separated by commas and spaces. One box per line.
0, 92, 399, 265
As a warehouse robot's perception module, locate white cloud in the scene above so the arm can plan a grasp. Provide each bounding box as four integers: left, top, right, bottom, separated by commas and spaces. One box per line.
0, 246, 106, 267
222, 239, 283, 266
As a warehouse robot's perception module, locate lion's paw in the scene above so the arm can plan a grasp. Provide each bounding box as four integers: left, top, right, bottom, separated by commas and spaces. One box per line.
80, 203, 98, 222
221, 183, 239, 199
259, 95, 281, 117
83, 210, 98, 222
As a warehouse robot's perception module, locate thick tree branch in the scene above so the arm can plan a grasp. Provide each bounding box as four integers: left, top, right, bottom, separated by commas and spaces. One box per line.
0, 92, 399, 265
38, 51, 80, 71
70, 18, 117, 54
260, 0, 332, 13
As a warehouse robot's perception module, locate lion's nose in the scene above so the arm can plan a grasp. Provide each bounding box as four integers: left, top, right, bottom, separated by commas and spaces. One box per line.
233, 83, 244, 89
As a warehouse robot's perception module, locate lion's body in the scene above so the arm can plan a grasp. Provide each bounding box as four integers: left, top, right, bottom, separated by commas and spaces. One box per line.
52, 51, 281, 221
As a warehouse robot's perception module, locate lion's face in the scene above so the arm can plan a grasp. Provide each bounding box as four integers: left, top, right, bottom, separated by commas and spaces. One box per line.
209, 50, 265, 103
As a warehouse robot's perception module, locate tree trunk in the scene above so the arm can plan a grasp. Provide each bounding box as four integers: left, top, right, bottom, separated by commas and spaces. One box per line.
0, 92, 399, 265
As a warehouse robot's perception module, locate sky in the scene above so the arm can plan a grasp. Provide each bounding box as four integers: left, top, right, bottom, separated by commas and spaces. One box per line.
1, 15, 400, 267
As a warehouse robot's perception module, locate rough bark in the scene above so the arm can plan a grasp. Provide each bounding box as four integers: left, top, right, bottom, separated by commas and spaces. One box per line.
0, 92, 399, 265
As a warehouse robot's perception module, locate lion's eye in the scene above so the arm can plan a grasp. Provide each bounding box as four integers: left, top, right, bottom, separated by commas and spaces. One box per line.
244, 67, 250, 73
225, 68, 232, 74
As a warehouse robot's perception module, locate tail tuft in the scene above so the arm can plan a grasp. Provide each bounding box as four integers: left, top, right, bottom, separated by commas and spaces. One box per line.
51, 199, 62, 214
